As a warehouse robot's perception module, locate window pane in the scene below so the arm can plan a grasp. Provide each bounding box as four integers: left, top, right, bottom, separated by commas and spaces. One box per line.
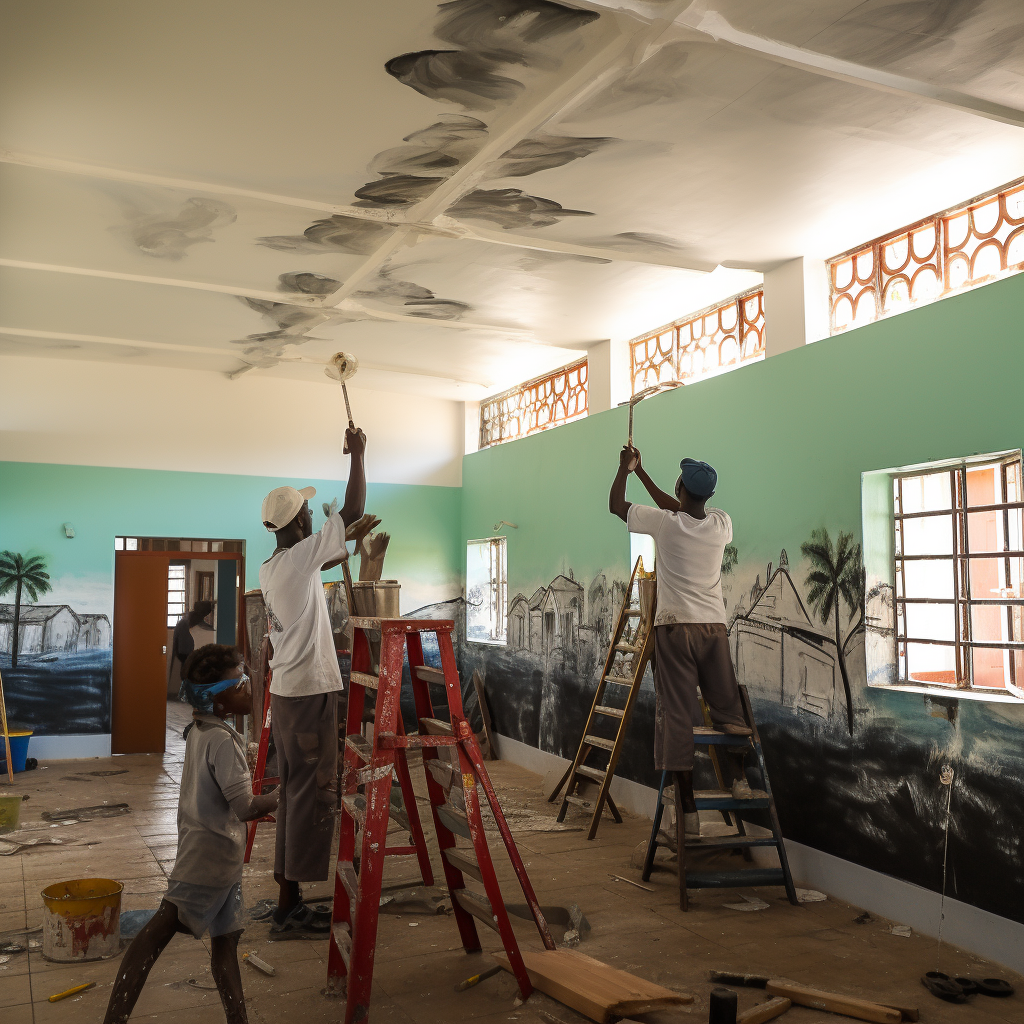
904, 641, 956, 685
901, 558, 955, 599
898, 515, 954, 556
126, 538, 138, 551
968, 602, 1022, 644
168, 603, 185, 616
966, 507, 1023, 556
114, 537, 125, 551
900, 472, 952, 513
965, 463, 1000, 507
967, 555, 1024, 600
904, 603, 955, 642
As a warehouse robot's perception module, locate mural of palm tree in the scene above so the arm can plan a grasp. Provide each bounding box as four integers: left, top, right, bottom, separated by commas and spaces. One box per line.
0, 551, 52, 668
800, 529, 862, 735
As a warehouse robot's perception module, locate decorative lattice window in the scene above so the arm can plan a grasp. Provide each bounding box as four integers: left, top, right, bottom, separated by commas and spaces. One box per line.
829, 177, 1024, 333
629, 289, 765, 396
479, 358, 588, 449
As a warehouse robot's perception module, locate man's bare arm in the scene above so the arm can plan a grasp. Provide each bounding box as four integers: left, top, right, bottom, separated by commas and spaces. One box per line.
609, 446, 634, 522
632, 449, 681, 512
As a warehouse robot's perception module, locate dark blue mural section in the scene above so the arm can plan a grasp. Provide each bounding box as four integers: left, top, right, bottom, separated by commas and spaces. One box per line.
2, 649, 112, 734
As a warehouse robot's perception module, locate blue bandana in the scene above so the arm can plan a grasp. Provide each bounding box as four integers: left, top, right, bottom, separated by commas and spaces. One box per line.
179, 673, 248, 713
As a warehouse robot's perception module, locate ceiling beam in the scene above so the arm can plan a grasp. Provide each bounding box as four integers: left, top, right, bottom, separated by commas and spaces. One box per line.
335, 298, 532, 336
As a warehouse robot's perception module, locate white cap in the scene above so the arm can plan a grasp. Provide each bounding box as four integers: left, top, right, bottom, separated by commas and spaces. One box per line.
261, 485, 316, 531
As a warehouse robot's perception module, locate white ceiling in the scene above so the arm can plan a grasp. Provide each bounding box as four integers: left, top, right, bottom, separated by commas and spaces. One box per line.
2, 0, 1023, 400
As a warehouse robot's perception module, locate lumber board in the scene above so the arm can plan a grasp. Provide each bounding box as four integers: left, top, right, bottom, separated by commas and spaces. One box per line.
737, 997, 791, 1024
492, 948, 691, 1023
765, 982, 900, 1024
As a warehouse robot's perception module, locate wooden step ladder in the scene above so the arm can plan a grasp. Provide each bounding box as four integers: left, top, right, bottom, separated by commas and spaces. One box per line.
547, 555, 656, 840
243, 626, 276, 863
641, 684, 798, 910
327, 616, 555, 1024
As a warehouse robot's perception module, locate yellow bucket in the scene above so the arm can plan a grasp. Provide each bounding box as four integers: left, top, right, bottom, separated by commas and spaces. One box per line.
40, 878, 123, 961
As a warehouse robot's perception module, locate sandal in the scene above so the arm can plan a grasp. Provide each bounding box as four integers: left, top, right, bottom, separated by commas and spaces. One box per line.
921, 972, 966, 1003
269, 902, 331, 939
977, 978, 1014, 998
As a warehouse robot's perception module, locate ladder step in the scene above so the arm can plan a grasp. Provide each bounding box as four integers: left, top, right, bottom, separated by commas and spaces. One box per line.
684, 835, 779, 849
341, 794, 365, 826
426, 758, 459, 790
614, 642, 640, 653
694, 788, 769, 810
420, 717, 454, 736
685, 868, 787, 889
693, 726, 752, 746
348, 616, 381, 632
437, 803, 472, 840
453, 889, 499, 932
583, 734, 615, 752
350, 670, 379, 690
336, 861, 359, 902
345, 734, 372, 760
443, 846, 483, 882
625, 609, 642, 616
331, 922, 352, 967
574, 765, 606, 784
604, 674, 635, 687
414, 665, 446, 685
564, 794, 592, 810
594, 705, 624, 719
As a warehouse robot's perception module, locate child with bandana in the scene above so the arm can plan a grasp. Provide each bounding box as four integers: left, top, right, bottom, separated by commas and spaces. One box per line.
104, 644, 277, 1024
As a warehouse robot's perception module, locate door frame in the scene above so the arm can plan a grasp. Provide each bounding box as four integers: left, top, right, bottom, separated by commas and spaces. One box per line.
112, 550, 246, 753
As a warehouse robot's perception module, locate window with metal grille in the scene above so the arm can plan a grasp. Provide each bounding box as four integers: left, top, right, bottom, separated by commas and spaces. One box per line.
829, 177, 1024, 334
479, 358, 587, 449
894, 452, 1024, 698
466, 538, 507, 644
167, 563, 187, 627
629, 289, 765, 396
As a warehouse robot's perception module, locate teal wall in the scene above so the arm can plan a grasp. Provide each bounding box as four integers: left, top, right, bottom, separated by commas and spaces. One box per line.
460, 272, 1024, 926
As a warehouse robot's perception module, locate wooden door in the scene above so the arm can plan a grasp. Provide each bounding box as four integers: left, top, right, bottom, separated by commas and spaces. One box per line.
112, 554, 169, 754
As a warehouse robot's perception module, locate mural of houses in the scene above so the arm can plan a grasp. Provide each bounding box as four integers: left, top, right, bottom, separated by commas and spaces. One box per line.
541, 575, 584, 655
0, 603, 112, 656
729, 553, 840, 719
509, 570, 612, 658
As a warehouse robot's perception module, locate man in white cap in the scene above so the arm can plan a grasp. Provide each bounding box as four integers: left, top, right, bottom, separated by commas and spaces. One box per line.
609, 445, 752, 846
259, 425, 366, 935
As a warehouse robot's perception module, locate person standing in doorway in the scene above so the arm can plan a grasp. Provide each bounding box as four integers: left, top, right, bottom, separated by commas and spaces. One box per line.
258, 425, 366, 936
168, 600, 215, 695
609, 445, 752, 843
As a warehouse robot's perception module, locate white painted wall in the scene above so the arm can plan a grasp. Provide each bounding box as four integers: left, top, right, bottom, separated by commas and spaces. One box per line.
0, 355, 464, 486
763, 257, 831, 356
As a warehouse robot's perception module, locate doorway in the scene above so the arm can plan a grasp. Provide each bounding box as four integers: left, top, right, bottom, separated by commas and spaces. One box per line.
111, 537, 244, 755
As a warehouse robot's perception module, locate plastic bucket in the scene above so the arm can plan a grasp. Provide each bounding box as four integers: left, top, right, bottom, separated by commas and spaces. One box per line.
351, 580, 401, 617
41, 878, 123, 961
0, 793, 23, 834
0, 730, 32, 773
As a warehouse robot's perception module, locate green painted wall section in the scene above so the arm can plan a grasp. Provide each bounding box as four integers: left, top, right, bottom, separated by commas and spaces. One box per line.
0, 462, 462, 617
463, 271, 1024, 597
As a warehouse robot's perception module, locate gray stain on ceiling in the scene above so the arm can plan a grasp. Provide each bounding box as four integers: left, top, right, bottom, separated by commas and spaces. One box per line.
259, 214, 391, 255
386, 50, 525, 109
115, 195, 237, 260
448, 188, 593, 228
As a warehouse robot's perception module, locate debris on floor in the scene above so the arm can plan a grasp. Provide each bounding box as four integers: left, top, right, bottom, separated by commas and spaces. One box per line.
243, 950, 276, 976
48, 981, 97, 1002
889, 924, 912, 937
723, 894, 770, 912
41, 802, 131, 821
765, 980, 908, 1023
795, 888, 827, 902
506, 902, 590, 946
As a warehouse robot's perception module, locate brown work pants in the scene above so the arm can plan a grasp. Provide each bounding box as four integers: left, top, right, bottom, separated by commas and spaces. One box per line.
271, 691, 338, 882
652, 623, 746, 771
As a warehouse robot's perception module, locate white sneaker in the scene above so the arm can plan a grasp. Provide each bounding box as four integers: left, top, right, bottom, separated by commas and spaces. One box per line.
731, 778, 754, 800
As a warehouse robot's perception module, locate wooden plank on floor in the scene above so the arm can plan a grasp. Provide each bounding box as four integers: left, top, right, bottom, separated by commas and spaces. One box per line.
492, 948, 691, 1023
765, 982, 901, 1024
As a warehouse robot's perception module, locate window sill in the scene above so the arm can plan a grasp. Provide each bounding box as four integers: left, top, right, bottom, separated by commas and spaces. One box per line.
467, 638, 507, 647
868, 681, 1024, 704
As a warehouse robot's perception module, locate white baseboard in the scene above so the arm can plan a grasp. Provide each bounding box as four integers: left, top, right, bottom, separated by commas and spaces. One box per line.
493, 732, 1024, 974
28, 733, 112, 760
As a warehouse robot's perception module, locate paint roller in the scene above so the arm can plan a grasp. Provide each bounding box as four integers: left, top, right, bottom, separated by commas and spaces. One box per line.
626, 381, 683, 468
325, 352, 359, 452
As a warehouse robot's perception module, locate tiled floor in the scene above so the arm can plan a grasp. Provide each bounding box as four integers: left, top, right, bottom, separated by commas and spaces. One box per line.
1, 703, 1021, 1024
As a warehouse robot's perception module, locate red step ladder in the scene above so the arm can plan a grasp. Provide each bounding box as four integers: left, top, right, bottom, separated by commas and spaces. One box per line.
327, 616, 554, 1023
244, 630, 276, 863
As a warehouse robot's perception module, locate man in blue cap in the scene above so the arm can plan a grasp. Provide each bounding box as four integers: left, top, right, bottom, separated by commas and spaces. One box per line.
609, 445, 752, 842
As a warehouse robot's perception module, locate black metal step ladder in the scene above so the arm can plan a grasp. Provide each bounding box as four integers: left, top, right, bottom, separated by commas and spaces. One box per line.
642, 684, 798, 910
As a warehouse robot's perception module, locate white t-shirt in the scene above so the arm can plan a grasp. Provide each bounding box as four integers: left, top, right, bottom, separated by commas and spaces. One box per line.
259, 513, 348, 697
627, 503, 733, 625
171, 715, 251, 888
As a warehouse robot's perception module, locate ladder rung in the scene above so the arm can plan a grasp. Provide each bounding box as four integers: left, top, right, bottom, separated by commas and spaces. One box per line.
583, 734, 615, 751
685, 868, 786, 889
336, 861, 358, 901
437, 803, 471, 839
413, 665, 446, 685
345, 734, 372, 760
604, 675, 635, 687
349, 616, 381, 632
594, 705, 624, 719
574, 765, 606, 784
426, 758, 459, 790
693, 726, 752, 746
564, 794, 592, 810
614, 642, 640, 653
420, 717, 454, 736
443, 846, 483, 882
342, 792, 411, 831
350, 670, 379, 690
684, 835, 778, 849
453, 889, 498, 932
331, 922, 351, 967
341, 794, 364, 825
625, 608, 642, 616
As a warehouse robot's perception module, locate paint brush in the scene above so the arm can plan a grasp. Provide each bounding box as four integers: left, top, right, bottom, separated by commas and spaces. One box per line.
325, 352, 359, 453
49, 981, 96, 1002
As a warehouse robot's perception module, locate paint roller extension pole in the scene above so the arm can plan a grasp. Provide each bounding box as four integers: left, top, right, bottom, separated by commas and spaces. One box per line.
325, 352, 358, 453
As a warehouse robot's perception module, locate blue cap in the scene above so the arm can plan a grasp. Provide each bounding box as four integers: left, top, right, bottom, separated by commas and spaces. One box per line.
679, 458, 717, 498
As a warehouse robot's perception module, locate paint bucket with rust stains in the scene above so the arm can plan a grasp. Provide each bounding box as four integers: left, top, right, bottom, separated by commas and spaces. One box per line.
40, 877, 123, 961
351, 580, 401, 618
